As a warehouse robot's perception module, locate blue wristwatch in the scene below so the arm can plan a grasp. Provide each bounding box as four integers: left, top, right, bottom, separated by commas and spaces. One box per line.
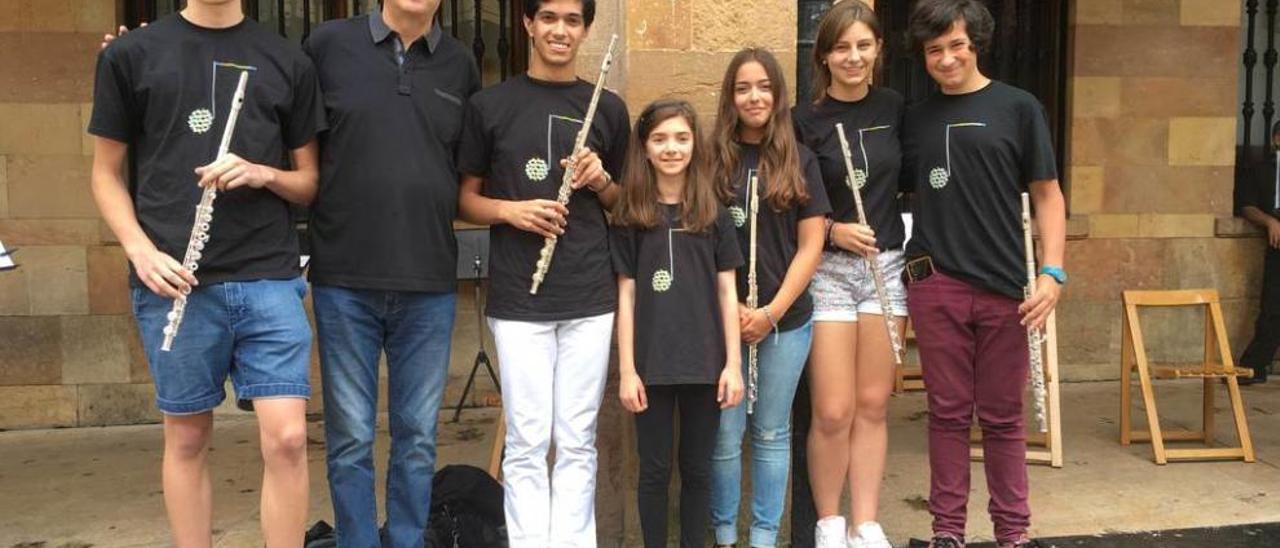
1039, 265, 1068, 285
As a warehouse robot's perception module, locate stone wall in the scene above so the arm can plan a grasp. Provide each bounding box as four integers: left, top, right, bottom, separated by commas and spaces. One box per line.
0, 0, 154, 430
624, 0, 799, 117
1060, 0, 1262, 380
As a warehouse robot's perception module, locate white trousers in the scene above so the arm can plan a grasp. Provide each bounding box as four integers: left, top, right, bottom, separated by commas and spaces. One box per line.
488, 312, 614, 548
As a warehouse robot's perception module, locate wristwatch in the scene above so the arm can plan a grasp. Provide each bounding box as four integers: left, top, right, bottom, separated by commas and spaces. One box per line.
1039, 265, 1067, 285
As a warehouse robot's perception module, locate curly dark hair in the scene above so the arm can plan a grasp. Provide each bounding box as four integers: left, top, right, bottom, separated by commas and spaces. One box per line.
908, 0, 994, 55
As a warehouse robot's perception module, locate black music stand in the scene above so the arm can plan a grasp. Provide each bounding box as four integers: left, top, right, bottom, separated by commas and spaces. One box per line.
453, 227, 500, 422
0, 243, 16, 272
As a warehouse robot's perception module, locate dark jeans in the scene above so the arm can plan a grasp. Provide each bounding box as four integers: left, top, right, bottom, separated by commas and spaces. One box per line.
1240, 246, 1280, 379
791, 370, 817, 548
908, 271, 1031, 545
635, 384, 720, 548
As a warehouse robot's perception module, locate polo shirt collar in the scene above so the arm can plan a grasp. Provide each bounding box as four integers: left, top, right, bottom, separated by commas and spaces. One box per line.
368, 7, 442, 53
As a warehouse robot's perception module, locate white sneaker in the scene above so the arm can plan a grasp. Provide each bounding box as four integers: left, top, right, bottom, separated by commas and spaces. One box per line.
849, 521, 892, 548
815, 516, 849, 548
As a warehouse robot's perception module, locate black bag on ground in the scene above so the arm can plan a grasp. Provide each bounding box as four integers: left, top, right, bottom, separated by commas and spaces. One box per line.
303, 519, 336, 548
425, 464, 507, 548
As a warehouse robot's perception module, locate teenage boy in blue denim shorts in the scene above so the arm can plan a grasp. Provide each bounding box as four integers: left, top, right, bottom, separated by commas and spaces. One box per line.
87, 0, 322, 545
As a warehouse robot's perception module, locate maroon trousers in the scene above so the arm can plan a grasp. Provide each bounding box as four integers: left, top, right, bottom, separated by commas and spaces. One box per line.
907, 270, 1031, 544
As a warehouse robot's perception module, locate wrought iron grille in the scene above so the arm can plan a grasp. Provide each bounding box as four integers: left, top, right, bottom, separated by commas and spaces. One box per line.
123, 0, 526, 85
1237, 0, 1278, 213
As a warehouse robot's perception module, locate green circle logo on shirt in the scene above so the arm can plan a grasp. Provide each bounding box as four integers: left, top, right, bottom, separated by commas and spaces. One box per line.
929, 167, 949, 189
525, 157, 550, 182
188, 109, 213, 134
729, 205, 746, 227
652, 269, 673, 292
848, 169, 868, 191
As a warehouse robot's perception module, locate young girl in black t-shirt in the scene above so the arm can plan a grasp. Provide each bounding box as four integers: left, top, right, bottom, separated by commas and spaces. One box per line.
707, 48, 832, 548
790, 2, 907, 547
611, 99, 744, 548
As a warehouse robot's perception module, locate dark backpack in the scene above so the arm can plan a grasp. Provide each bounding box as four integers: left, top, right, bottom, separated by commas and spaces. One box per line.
303, 465, 505, 548
425, 464, 507, 548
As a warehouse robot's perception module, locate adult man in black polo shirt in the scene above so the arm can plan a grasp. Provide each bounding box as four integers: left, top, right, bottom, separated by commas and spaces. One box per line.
303, 1, 480, 545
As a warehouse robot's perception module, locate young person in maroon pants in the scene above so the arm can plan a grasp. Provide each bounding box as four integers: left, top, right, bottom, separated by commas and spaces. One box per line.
899, 1, 1066, 547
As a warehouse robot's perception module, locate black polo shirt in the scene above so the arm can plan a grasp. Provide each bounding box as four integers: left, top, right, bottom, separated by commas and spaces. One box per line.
304, 11, 481, 292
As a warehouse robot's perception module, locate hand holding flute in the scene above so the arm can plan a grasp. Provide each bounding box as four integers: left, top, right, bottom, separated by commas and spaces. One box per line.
529, 34, 620, 294
160, 70, 251, 352
834, 123, 905, 365
1022, 192, 1048, 433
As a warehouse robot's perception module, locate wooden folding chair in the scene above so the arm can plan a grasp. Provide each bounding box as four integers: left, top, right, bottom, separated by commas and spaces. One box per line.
895, 318, 925, 393
970, 309, 1065, 468
1119, 289, 1255, 464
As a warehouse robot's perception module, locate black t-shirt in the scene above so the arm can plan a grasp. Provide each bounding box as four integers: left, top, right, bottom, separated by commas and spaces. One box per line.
901, 80, 1058, 299
793, 87, 906, 250
304, 14, 481, 293
612, 205, 743, 385
726, 144, 831, 331
88, 14, 322, 286
457, 74, 630, 321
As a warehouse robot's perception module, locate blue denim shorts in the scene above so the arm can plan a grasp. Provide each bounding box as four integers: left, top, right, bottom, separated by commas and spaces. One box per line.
131, 277, 313, 415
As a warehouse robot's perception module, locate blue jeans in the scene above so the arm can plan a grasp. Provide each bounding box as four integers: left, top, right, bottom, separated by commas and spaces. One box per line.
131, 277, 312, 415
313, 286, 457, 548
711, 320, 813, 547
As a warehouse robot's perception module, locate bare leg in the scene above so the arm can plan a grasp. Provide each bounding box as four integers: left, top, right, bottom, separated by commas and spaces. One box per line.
807, 320, 859, 519
848, 315, 904, 526
254, 398, 310, 548
163, 412, 215, 548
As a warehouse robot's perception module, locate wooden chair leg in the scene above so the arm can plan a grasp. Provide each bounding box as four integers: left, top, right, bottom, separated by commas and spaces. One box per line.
1202, 312, 1215, 445
1045, 310, 1064, 468
488, 410, 506, 480
1120, 308, 1134, 445
1226, 376, 1257, 462
1211, 301, 1257, 463
1128, 306, 1168, 464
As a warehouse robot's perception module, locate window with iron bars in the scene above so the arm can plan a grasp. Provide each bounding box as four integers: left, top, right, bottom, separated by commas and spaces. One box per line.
1238, 0, 1280, 215
124, 1, 527, 86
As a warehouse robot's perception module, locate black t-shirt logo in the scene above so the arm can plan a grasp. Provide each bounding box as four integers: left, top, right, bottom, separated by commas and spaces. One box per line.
930, 122, 986, 189
188, 61, 258, 135
729, 168, 759, 228
651, 226, 690, 293
525, 114, 583, 183
846, 125, 892, 191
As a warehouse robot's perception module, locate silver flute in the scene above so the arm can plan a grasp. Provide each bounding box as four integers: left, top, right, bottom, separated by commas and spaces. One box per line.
529, 34, 620, 295
746, 174, 761, 414
1022, 192, 1048, 432
161, 70, 251, 352
834, 123, 903, 364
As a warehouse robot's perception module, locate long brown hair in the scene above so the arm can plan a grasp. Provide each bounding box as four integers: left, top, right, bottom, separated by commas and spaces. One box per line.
811, 0, 883, 104
613, 99, 720, 233
712, 48, 809, 211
